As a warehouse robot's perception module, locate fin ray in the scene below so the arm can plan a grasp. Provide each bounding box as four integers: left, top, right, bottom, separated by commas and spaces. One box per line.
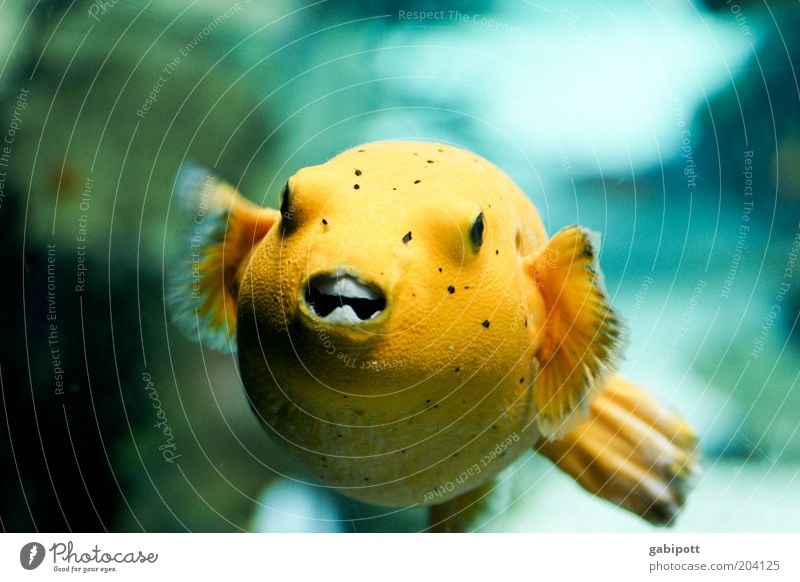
168, 165, 278, 352
526, 226, 622, 436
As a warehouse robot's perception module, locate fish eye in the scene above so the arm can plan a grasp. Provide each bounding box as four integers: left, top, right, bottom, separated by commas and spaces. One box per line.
279, 182, 291, 219
279, 181, 299, 234
469, 211, 485, 251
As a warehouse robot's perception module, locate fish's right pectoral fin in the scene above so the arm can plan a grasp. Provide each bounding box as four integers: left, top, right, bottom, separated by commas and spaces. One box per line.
168, 165, 279, 352
524, 226, 622, 437
536, 376, 700, 525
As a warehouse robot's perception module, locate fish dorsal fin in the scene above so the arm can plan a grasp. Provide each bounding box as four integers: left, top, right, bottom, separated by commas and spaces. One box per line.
525, 226, 622, 438
168, 165, 279, 352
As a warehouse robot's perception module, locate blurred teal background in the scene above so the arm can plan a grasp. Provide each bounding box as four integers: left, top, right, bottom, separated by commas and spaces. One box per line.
1, 0, 798, 532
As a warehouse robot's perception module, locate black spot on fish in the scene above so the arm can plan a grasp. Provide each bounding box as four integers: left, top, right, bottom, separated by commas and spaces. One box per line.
482, 320, 490, 328
337, 433, 342, 438
454, 367, 460, 372
364, 477, 370, 481
495, 249, 500, 255
392, 187, 397, 190
401, 449, 406, 454
492, 425, 498, 430
321, 218, 328, 225
437, 148, 444, 152
584, 244, 594, 258
357, 149, 365, 152
354, 184, 360, 190
414, 179, 421, 184
427, 160, 434, 164
519, 377, 524, 384
524, 317, 528, 328
426, 399, 431, 404
447, 285, 455, 294
453, 452, 459, 457
464, 285, 470, 290
402, 231, 412, 244
438, 267, 443, 272
355, 168, 362, 176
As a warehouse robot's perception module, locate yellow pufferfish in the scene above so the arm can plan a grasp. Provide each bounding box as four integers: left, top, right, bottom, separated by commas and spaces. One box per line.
171, 140, 699, 531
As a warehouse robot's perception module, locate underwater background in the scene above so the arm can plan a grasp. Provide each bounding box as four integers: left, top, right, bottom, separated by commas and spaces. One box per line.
1, 0, 799, 532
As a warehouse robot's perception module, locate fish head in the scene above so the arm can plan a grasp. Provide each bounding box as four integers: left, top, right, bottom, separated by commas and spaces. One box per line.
236, 141, 546, 385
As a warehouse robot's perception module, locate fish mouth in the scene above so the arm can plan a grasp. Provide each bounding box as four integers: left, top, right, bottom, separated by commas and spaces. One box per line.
303, 271, 387, 325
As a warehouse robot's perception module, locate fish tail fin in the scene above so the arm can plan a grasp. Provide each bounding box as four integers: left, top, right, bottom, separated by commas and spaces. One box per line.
536, 376, 700, 525
168, 165, 279, 352
525, 226, 622, 437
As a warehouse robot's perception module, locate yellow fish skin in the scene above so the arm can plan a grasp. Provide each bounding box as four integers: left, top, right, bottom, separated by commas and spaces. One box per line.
171, 141, 698, 523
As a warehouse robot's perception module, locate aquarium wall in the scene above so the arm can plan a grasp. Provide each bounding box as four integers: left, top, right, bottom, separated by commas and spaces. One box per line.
1, 0, 798, 532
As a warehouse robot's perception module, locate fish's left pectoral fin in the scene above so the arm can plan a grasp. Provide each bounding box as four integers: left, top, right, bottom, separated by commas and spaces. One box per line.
524, 226, 622, 437
168, 165, 279, 352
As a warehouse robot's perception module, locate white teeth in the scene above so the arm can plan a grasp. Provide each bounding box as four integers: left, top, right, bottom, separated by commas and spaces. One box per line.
306, 272, 385, 325
317, 275, 379, 300
324, 304, 361, 324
